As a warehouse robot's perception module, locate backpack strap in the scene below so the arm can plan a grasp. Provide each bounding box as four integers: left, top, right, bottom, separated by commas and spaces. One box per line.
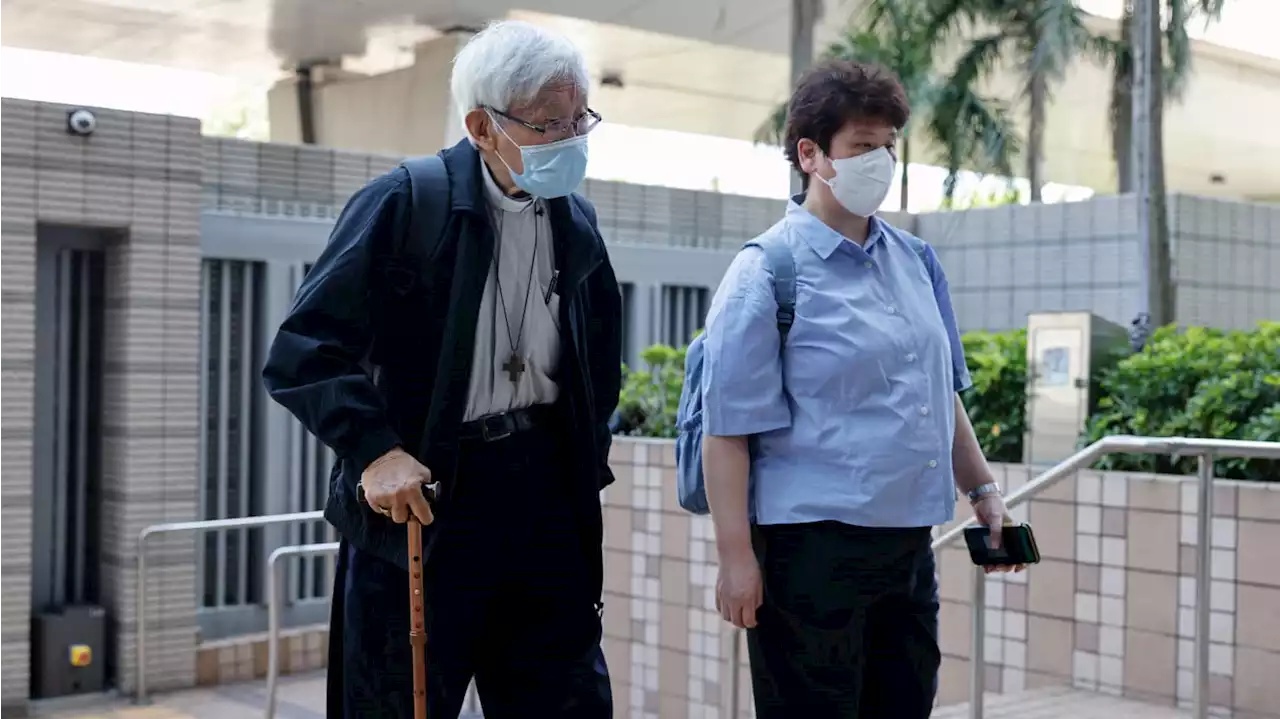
744, 237, 797, 342
398, 154, 452, 260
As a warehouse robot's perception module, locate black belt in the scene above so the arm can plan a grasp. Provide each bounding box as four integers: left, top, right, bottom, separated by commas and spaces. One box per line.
457, 405, 552, 443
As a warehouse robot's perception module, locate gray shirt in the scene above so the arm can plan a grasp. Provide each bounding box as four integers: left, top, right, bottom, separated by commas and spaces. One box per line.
462, 165, 561, 421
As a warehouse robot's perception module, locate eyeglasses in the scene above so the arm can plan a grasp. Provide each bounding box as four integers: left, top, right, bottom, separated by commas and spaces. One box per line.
487, 106, 603, 139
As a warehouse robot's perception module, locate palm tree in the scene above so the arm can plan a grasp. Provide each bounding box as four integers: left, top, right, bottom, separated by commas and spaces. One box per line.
900, 0, 1092, 203
1090, 0, 1226, 192
754, 1, 1021, 207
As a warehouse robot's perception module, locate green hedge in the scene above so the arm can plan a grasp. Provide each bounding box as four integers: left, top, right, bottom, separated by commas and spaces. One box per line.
614, 344, 686, 439
614, 322, 1280, 481
958, 329, 1029, 464
1082, 323, 1280, 480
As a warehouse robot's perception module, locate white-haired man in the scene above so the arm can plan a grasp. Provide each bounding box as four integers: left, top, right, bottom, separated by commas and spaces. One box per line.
264, 20, 620, 718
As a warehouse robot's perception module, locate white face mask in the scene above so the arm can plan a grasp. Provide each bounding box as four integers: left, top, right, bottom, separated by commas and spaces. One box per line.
814, 147, 895, 217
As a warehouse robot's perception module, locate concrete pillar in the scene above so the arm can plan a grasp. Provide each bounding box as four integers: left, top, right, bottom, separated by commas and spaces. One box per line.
788, 0, 822, 195
268, 31, 476, 157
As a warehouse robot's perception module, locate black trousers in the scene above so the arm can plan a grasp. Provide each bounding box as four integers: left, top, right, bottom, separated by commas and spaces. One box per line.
326, 424, 612, 718
747, 521, 940, 719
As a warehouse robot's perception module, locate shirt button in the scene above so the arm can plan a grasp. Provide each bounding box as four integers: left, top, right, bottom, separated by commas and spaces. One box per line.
928, 460, 939, 469
864, 261, 873, 269
905, 353, 917, 362
919, 406, 930, 416
886, 305, 897, 314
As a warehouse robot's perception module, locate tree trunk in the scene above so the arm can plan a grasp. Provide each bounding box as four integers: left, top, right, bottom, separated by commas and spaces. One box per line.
1026, 70, 1047, 202
1112, 7, 1136, 192
900, 135, 911, 211
1148, 13, 1174, 324
1132, 0, 1174, 328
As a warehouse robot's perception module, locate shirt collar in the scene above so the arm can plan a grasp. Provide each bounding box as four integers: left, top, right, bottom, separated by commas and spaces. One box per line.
481, 159, 535, 213
786, 193, 885, 260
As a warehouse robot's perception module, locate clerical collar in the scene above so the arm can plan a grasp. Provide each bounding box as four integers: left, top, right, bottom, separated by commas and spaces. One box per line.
481, 161, 535, 213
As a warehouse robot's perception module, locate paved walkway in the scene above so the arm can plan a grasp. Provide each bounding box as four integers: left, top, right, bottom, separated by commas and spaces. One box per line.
933, 685, 1190, 718
34, 677, 1187, 719
33, 673, 327, 719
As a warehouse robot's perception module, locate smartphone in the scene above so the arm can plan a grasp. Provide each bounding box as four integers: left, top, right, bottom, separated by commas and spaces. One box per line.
964, 523, 1041, 566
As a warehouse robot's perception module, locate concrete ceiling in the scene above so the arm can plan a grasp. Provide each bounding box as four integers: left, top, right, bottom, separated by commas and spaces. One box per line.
3, 0, 1278, 199
0, 0, 862, 77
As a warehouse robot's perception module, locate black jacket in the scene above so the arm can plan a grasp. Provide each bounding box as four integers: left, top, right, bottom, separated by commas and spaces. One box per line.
262, 139, 622, 599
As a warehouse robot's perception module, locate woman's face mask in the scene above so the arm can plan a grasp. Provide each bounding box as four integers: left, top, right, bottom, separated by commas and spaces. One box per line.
490, 111, 589, 199
814, 147, 896, 218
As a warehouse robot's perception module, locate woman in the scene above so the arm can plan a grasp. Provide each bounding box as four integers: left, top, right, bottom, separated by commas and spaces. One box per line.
699, 59, 1018, 718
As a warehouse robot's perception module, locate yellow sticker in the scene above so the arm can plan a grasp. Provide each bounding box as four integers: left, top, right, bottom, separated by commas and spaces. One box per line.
69, 644, 92, 667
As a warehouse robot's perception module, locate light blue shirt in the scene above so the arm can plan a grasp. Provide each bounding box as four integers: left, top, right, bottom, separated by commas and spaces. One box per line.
701, 199, 972, 528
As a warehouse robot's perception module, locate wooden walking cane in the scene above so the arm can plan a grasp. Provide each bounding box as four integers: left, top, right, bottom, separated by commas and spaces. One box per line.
357, 480, 435, 719
407, 516, 428, 719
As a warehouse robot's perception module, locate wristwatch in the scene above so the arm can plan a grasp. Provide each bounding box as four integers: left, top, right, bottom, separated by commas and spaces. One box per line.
967, 482, 1001, 504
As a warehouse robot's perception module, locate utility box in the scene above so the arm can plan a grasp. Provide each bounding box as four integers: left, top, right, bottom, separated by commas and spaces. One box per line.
31, 605, 108, 698
1023, 312, 1129, 466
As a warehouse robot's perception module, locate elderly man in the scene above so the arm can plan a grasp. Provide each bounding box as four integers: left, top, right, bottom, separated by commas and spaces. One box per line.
263, 20, 620, 718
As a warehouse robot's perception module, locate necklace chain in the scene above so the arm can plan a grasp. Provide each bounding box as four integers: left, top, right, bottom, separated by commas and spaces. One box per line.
491, 203, 540, 384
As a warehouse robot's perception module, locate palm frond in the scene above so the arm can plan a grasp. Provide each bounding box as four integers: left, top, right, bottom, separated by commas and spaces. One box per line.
753, 101, 790, 146
948, 32, 1007, 89
1026, 0, 1090, 83
928, 32, 1021, 198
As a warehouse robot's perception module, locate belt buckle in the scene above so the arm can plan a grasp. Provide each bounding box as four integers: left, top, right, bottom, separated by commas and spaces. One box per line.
480, 413, 513, 443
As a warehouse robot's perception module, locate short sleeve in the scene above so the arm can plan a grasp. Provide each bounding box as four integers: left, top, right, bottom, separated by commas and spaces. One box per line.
917, 242, 972, 392
701, 248, 792, 437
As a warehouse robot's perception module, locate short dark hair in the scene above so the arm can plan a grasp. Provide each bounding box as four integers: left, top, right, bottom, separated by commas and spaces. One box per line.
783, 59, 910, 173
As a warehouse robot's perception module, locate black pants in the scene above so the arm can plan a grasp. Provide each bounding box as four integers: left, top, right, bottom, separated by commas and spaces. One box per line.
327, 424, 612, 718
747, 521, 940, 719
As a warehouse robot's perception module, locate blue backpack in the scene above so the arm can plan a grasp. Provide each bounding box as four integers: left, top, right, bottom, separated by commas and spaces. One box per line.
674, 236, 797, 515
674, 232, 931, 515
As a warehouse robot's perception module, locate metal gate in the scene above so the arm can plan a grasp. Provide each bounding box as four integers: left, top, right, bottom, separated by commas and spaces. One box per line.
32, 231, 106, 611
194, 239, 337, 638
198, 259, 267, 614
661, 285, 710, 347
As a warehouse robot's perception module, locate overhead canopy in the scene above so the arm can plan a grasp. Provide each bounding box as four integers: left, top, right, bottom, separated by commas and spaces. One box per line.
4, 0, 1279, 199
0, 0, 830, 77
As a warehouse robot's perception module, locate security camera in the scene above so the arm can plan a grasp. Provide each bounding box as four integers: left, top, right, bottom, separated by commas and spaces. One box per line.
66, 109, 97, 136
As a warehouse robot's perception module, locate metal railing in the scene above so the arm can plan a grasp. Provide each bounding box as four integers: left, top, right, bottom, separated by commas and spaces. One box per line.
261, 542, 483, 719
134, 435, 1280, 718
135, 510, 323, 704
265, 542, 340, 719
930, 436, 1280, 719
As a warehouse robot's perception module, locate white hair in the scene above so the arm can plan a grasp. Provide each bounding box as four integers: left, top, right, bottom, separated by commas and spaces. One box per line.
450, 20, 590, 125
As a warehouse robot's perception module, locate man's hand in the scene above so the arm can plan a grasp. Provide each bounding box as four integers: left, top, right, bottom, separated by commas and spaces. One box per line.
716, 549, 764, 629
972, 494, 1024, 575
359, 448, 435, 525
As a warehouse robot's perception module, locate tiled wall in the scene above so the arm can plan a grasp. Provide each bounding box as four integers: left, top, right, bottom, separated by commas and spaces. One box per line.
1168, 195, 1280, 329
0, 99, 40, 710
920, 193, 1280, 333
0, 98, 205, 704
934, 462, 1280, 718
603, 438, 1280, 719
193, 626, 328, 686
201, 136, 402, 218
920, 195, 1146, 332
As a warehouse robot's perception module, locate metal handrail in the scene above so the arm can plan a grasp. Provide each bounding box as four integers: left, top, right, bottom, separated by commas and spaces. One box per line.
135, 510, 324, 704
265, 542, 341, 719
929, 435, 1280, 719
262, 542, 485, 719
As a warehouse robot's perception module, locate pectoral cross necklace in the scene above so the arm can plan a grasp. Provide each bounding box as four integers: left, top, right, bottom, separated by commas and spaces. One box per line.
492, 208, 540, 385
